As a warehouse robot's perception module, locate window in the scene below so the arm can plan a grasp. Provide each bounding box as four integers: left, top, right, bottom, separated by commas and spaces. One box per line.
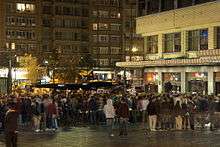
99, 35, 109, 43
6, 30, 35, 40
163, 33, 181, 53
110, 23, 121, 31
146, 35, 158, 54
99, 10, 109, 18
16, 3, 35, 12
188, 29, 208, 51
99, 47, 108, 54
178, 0, 193, 8
17, 3, 25, 11
146, 0, 160, 14
217, 27, 220, 49
111, 47, 121, 54
161, 0, 174, 11
93, 23, 98, 30
93, 35, 98, 43
92, 11, 98, 17
99, 59, 109, 66
110, 11, 120, 18
110, 35, 121, 43
98, 23, 108, 30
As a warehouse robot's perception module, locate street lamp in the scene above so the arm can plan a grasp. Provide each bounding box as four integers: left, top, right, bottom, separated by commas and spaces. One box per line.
6, 43, 15, 94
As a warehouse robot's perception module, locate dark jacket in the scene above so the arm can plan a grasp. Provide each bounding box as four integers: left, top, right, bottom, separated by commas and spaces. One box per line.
4, 109, 18, 133
89, 98, 98, 111
147, 101, 157, 115
118, 102, 129, 118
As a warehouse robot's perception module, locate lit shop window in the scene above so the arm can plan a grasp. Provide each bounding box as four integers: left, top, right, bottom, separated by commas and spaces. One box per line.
16, 3, 35, 12
92, 23, 98, 30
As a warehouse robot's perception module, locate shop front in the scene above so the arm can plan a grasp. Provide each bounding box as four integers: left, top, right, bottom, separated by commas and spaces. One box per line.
144, 72, 158, 93
187, 72, 208, 95
163, 73, 181, 93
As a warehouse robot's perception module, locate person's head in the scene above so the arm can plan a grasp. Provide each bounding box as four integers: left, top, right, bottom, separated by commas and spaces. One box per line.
121, 98, 126, 103
8, 102, 16, 110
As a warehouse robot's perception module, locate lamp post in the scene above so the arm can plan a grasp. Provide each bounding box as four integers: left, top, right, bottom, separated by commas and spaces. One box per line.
6, 43, 15, 94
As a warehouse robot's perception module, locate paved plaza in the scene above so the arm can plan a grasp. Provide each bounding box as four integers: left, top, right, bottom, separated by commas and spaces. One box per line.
0, 126, 220, 147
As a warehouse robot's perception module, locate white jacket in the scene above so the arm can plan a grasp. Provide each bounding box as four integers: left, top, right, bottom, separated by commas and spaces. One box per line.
103, 99, 115, 119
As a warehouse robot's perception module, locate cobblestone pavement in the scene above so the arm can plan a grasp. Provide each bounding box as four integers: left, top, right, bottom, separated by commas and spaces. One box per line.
0, 126, 220, 147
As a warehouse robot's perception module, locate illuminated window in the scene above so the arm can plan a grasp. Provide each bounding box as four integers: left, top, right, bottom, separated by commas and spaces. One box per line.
98, 23, 108, 30
17, 3, 25, 11
16, 3, 35, 12
93, 23, 98, 30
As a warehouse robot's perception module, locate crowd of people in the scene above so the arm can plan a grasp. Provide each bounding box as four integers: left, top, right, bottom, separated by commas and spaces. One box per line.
0, 90, 220, 138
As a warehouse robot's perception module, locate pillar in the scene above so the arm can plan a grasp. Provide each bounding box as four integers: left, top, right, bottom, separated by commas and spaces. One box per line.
208, 71, 214, 95
181, 31, 187, 55
158, 34, 163, 58
144, 37, 147, 60
181, 71, 186, 93
208, 26, 215, 50
158, 71, 163, 93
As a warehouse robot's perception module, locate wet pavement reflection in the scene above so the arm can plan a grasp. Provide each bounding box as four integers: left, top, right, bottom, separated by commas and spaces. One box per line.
0, 126, 220, 147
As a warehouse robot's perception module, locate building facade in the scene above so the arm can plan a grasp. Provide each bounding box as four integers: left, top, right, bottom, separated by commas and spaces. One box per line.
0, 0, 144, 83
89, 0, 144, 81
117, 0, 220, 95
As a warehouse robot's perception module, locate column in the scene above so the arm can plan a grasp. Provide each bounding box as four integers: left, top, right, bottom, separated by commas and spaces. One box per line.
208, 71, 214, 95
158, 34, 163, 58
208, 26, 215, 50
158, 72, 163, 93
143, 37, 147, 60
181, 31, 187, 55
181, 71, 186, 93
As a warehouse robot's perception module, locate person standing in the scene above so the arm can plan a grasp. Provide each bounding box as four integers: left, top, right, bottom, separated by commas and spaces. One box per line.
4, 102, 18, 147
147, 98, 157, 131
174, 101, 183, 130
31, 100, 41, 132
118, 98, 129, 136
103, 98, 115, 137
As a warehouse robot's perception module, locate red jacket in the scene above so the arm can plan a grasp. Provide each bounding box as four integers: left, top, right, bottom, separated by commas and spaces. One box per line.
47, 103, 57, 115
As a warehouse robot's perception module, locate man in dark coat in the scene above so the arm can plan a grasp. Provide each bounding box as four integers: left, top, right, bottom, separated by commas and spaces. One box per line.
118, 97, 129, 136
4, 102, 18, 147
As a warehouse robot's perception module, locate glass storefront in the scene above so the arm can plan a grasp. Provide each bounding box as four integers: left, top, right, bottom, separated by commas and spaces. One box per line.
163, 72, 181, 93
187, 72, 208, 94
144, 72, 158, 93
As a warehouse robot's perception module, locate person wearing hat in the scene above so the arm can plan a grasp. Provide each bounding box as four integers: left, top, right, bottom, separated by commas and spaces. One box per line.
4, 102, 18, 147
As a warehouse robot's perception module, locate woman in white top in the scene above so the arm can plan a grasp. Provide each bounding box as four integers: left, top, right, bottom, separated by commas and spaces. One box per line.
103, 99, 115, 137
